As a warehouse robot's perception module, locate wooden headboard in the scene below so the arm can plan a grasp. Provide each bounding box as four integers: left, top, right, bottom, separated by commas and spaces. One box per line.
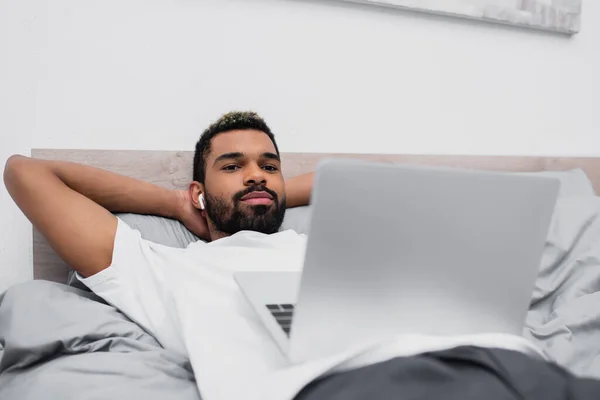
31, 149, 600, 283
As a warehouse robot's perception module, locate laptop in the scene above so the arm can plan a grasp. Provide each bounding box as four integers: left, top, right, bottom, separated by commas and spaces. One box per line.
234, 159, 559, 364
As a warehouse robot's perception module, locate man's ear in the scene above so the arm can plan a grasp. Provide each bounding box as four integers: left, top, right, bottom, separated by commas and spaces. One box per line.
189, 181, 205, 212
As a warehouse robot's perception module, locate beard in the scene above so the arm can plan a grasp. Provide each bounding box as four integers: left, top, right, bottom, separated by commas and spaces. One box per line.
204, 185, 286, 236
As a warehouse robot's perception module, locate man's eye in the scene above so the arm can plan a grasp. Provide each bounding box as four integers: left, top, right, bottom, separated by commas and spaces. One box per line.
263, 165, 279, 172
222, 165, 240, 171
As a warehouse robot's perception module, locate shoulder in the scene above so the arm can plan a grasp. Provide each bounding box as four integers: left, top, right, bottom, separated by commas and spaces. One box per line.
277, 229, 307, 242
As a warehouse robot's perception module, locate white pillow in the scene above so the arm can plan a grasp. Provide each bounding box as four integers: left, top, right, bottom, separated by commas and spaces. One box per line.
79, 168, 596, 252
279, 169, 595, 236
519, 169, 595, 198
280, 206, 312, 234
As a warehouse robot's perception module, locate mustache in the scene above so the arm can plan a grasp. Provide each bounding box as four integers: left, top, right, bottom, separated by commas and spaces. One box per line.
233, 185, 278, 203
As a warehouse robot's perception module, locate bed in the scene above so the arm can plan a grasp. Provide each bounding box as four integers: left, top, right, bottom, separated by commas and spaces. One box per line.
2, 149, 600, 400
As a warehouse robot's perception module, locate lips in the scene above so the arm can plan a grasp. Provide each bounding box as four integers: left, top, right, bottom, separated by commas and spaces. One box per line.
241, 191, 273, 200
241, 191, 274, 205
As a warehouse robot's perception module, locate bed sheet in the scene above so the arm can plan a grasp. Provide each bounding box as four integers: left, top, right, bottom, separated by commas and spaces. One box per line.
0, 281, 200, 400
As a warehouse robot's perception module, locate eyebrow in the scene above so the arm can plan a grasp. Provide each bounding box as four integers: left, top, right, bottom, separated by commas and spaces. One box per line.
262, 152, 281, 162
213, 151, 280, 166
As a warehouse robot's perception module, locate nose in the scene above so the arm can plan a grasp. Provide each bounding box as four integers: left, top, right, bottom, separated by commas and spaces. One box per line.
244, 163, 267, 187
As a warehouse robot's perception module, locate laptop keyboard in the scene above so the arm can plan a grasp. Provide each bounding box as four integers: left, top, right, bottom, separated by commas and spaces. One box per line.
266, 304, 295, 336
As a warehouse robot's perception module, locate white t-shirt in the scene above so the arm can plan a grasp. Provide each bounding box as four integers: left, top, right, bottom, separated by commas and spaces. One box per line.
79, 218, 547, 400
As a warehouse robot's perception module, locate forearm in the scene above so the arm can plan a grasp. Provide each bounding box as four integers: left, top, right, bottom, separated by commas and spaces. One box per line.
12, 155, 181, 219
285, 172, 314, 208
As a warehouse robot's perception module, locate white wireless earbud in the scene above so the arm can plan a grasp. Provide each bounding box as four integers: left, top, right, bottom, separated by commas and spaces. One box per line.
198, 193, 205, 210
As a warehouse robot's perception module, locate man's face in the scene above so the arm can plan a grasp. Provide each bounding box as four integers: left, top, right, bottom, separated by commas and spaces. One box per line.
202, 129, 286, 236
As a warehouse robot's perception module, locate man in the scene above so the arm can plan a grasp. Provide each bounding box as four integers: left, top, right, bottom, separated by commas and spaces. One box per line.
4, 111, 600, 400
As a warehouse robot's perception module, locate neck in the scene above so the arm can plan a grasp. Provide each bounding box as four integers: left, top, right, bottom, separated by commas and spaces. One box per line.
207, 221, 230, 242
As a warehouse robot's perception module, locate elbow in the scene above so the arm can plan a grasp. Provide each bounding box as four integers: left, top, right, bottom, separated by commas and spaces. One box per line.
3, 154, 30, 190
5, 154, 27, 167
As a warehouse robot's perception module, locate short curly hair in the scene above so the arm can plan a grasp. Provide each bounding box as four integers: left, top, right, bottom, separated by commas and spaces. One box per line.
193, 111, 280, 184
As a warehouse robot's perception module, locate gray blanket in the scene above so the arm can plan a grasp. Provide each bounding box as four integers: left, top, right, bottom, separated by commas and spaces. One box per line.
525, 197, 600, 378
0, 281, 200, 400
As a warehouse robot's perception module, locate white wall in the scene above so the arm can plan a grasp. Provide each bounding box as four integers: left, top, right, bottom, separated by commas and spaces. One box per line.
1, 0, 599, 293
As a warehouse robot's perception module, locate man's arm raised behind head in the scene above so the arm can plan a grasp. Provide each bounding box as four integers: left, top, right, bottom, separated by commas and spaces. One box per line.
285, 172, 314, 208
3, 155, 187, 278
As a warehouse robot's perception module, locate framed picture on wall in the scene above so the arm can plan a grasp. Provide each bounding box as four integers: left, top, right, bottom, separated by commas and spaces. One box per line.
331, 0, 582, 34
